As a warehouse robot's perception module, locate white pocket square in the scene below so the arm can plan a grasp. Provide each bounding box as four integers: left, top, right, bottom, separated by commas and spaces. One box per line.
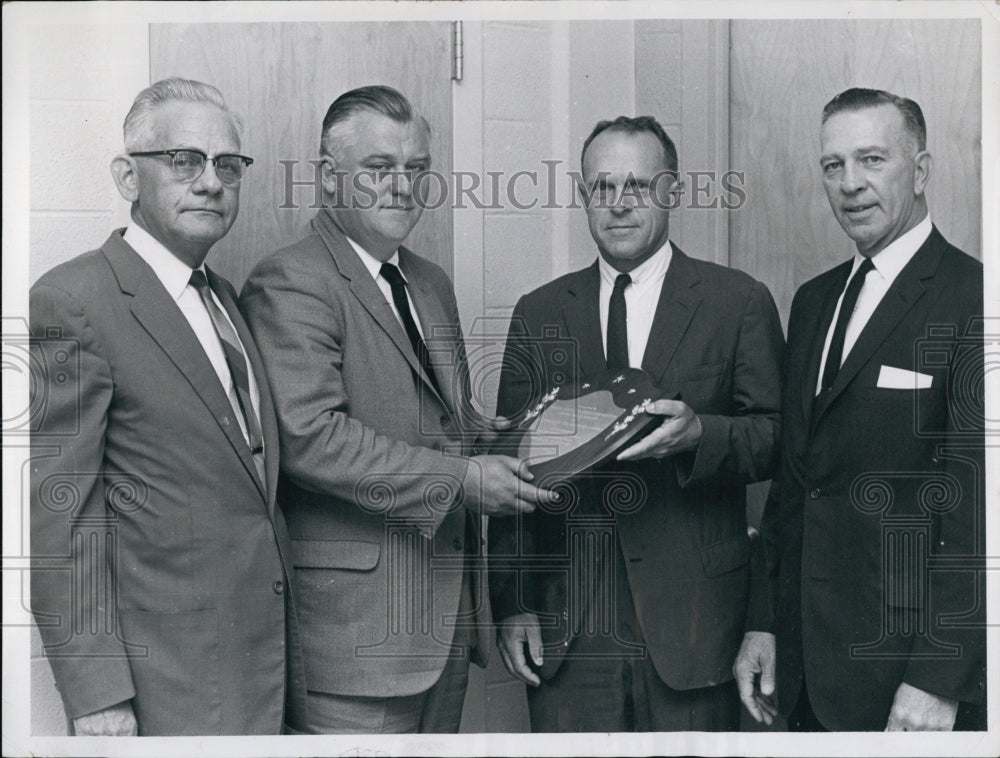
877, 365, 932, 389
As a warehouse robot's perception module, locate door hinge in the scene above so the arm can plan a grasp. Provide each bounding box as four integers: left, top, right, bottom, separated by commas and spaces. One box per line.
451, 21, 463, 82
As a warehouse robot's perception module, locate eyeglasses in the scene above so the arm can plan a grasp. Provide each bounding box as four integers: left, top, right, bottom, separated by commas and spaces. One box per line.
129, 149, 254, 185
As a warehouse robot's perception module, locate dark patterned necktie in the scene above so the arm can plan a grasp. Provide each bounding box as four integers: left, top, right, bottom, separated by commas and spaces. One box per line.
380, 262, 443, 397
606, 273, 632, 370
189, 269, 266, 486
821, 257, 875, 392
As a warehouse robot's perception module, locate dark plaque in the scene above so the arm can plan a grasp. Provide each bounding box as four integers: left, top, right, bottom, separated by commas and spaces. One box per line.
509, 368, 671, 482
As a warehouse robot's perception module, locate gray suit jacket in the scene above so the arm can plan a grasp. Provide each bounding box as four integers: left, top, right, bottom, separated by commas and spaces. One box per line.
241, 209, 489, 698
30, 230, 305, 735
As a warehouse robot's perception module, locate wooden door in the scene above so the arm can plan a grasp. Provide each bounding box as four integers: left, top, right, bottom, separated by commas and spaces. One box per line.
151, 22, 454, 289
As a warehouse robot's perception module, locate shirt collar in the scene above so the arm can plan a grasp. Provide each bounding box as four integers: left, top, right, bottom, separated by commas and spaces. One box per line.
598, 239, 672, 288
855, 214, 932, 281
345, 236, 403, 283
123, 223, 203, 301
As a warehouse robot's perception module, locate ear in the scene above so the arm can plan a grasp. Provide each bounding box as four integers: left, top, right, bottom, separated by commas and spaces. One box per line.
913, 150, 932, 197
110, 154, 140, 203
320, 156, 341, 200
667, 178, 685, 210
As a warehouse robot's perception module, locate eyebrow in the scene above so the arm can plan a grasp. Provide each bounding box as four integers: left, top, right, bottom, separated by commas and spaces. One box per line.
362, 152, 430, 164
819, 144, 889, 163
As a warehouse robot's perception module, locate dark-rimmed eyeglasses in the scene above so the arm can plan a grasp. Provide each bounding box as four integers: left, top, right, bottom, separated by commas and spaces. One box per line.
129, 149, 254, 185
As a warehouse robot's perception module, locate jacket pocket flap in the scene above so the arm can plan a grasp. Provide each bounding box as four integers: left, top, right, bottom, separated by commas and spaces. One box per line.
292, 539, 381, 570
699, 534, 750, 577
672, 360, 728, 383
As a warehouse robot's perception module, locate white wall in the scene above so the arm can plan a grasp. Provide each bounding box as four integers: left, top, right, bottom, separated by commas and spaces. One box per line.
21, 21, 149, 735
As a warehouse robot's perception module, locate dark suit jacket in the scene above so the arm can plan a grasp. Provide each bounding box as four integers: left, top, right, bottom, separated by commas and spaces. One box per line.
489, 245, 784, 690
753, 226, 986, 730
240, 209, 489, 699
29, 230, 305, 735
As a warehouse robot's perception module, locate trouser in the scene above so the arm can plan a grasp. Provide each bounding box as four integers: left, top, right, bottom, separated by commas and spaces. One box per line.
295, 576, 474, 734
527, 536, 740, 732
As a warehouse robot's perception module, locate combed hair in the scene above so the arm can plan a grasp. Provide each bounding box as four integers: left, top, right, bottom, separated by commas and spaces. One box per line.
319, 84, 429, 161
822, 87, 926, 152
581, 115, 679, 174
123, 77, 242, 151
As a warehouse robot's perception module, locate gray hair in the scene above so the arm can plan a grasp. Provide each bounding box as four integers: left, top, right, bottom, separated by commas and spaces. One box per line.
123, 77, 243, 151
319, 84, 429, 163
822, 87, 926, 153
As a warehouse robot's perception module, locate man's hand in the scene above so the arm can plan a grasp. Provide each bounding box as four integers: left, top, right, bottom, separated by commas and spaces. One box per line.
497, 613, 544, 686
616, 399, 703, 461
885, 682, 958, 731
471, 415, 513, 451
463, 455, 557, 518
73, 700, 138, 736
733, 631, 778, 725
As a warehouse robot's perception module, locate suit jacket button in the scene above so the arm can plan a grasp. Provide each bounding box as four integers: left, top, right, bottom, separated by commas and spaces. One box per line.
452, 538, 463, 551
221, 416, 230, 426
273, 580, 284, 595
809, 488, 821, 500
440, 414, 452, 428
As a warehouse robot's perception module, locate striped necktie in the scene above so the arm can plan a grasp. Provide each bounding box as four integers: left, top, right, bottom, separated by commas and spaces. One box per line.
189, 269, 266, 487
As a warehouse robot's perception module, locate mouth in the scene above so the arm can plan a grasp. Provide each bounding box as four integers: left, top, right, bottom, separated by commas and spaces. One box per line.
842, 202, 877, 217
184, 208, 224, 216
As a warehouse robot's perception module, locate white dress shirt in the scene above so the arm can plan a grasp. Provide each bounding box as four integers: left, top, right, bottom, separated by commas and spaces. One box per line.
346, 236, 426, 339
815, 214, 932, 395
598, 241, 673, 368
124, 224, 262, 445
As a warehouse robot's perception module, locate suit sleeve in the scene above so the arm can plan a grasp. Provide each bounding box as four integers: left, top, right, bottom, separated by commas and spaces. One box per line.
901, 293, 986, 705
240, 254, 469, 538
487, 296, 541, 622
29, 283, 136, 720
677, 278, 783, 488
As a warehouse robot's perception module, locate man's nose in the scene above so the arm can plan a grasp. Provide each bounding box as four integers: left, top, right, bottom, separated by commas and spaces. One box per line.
390, 171, 412, 197
192, 159, 224, 194
840, 162, 865, 193
611, 190, 636, 214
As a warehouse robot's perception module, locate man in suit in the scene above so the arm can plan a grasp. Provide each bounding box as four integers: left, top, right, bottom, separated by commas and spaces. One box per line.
30, 78, 305, 735
488, 115, 784, 731
241, 85, 553, 734
734, 88, 985, 731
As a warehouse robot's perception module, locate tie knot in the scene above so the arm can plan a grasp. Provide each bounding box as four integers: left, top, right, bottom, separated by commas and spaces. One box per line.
613, 273, 632, 292
189, 268, 211, 293
380, 262, 406, 288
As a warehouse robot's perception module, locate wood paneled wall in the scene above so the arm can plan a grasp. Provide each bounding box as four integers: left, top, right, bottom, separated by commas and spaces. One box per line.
151, 22, 454, 290
730, 19, 982, 326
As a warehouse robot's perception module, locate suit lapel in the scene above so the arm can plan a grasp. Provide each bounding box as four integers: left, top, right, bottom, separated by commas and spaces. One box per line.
208, 267, 273, 506
802, 262, 851, 424
313, 210, 448, 407
401, 255, 458, 412
641, 246, 703, 385
813, 228, 945, 424
102, 233, 265, 498
562, 262, 607, 379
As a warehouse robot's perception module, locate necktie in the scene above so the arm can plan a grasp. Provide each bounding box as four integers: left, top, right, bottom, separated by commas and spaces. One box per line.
606, 273, 632, 371
821, 257, 875, 392
189, 269, 266, 486
379, 262, 443, 397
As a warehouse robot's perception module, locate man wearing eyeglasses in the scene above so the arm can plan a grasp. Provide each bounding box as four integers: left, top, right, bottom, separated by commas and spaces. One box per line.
29, 78, 304, 735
